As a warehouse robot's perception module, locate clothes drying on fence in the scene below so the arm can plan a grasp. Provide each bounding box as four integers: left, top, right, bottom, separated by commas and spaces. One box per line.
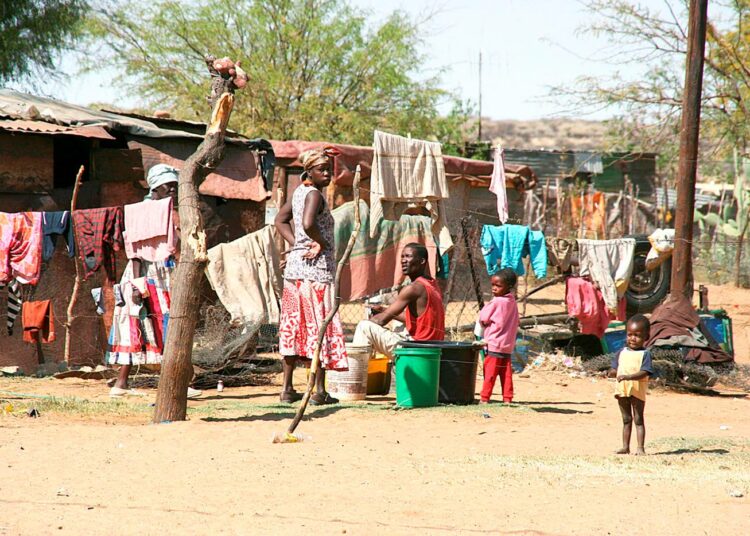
332, 200, 440, 301
22, 300, 55, 343
647, 294, 733, 364
105, 258, 174, 366
577, 238, 635, 312
0, 212, 43, 285
0, 279, 21, 335
480, 224, 547, 279
571, 192, 606, 238
90, 287, 105, 315
42, 211, 75, 262
546, 237, 574, 273
123, 197, 177, 262
565, 276, 611, 339
206, 225, 283, 326
72, 207, 124, 281
369, 130, 452, 254
489, 146, 509, 223
646, 228, 674, 267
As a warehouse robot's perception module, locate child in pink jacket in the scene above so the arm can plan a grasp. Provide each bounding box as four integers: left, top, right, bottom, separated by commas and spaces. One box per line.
479, 268, 520, 403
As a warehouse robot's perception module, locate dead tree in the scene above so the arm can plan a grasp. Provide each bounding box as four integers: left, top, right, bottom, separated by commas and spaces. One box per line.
153, 56, 241, 423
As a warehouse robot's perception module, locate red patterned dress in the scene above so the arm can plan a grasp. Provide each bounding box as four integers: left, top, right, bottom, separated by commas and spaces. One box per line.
278, 184, 348, 370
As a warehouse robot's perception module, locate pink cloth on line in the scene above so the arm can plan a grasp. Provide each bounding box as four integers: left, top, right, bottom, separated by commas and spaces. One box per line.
479, 293, 519, 354
565, 276, 610, 339
0, 212, 42, 285
489, 147, 508, 223
123, 198, 176, 262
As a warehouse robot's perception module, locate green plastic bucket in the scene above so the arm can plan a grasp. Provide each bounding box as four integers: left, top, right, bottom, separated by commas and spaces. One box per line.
394, 346, 441, 408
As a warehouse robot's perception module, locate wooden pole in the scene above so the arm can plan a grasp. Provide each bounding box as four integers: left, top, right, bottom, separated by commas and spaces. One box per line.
555, 178, 562, 237
63, 165, 85, 364
286, 167, 362, 436
671, 0, 708, 298
154, 58, 238, 423
541, 178, 550, 234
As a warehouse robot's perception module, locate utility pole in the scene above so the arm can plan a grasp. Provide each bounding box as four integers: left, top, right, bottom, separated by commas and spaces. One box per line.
671, 0, 708, 299
478, 50, 483, 142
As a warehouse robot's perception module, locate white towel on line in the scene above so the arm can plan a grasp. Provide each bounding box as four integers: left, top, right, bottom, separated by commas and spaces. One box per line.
369, 130, 453, 254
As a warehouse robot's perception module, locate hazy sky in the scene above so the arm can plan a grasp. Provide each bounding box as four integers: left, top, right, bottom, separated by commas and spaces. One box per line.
24, 0, 689, 120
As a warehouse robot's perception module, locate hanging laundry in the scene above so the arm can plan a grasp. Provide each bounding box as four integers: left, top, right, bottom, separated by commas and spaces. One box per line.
106, 259, 173, 365
22, 300, 55, 343
332, 200, 440, 301
565, 277, 610, 339
577, 238, 635, 311
206, 225, 283, 327
0, 212, 43, 285
546, 237, 575, 273
0, 279, 22, 335
72, 207, 124, 281
369, 130, 453, 254
571, 192, 606, 238
41, 211, 75, 261
123, 197, 177, 262
489, 146, 508, 223
90, 287, 105, 315
480, 224, 547, 279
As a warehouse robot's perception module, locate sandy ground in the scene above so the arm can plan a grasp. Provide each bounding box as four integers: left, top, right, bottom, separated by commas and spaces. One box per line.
0, 283, 748, 535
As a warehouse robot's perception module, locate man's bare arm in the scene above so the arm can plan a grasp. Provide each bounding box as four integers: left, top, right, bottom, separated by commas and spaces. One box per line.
370, 284, 422, 326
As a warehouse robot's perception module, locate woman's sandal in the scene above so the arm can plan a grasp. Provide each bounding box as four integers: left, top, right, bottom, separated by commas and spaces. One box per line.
279, 391, 303, 403
310, 393, 339, 406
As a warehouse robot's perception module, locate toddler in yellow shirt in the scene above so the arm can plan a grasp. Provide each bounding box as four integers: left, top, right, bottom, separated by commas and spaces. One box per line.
609, 314, 654, 455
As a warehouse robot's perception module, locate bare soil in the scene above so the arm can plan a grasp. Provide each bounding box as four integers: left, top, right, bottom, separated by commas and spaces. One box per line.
0, 283, 748, 535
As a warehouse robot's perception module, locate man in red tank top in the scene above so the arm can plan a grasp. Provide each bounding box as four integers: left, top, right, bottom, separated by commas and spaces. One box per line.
352, 243, 445, 358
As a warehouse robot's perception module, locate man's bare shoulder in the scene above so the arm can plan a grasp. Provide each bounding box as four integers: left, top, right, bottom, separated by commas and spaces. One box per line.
401, 279, 426, 299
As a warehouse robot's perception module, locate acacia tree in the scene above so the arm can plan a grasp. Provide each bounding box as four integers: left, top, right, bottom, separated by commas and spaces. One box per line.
82, 0, 468, 145
0, 0, 89, 82
553, 0, 750, 173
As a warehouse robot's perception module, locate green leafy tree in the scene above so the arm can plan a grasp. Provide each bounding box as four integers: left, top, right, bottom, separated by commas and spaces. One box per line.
0, 0, 89, 82
83, 0, 470, 145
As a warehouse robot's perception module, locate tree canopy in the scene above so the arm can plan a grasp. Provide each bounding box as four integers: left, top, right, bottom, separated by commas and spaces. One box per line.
83, 0, 471, 145
0, 0, 89, 82
553, 0, 750, 177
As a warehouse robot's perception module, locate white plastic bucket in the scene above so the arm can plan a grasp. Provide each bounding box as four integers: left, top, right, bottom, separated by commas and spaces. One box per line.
327, 344, 371, 401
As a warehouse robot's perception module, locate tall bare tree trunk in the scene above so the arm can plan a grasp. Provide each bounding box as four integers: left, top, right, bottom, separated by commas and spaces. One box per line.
153, 75, 236, 423
64, 165, 85, 364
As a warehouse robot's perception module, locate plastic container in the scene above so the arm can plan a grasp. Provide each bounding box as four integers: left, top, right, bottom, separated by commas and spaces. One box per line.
367, 354, 390, 395
393, 345, 441, 408
512, 339, 530, 373
400, 341, 479, 404
326, 344, 371, 401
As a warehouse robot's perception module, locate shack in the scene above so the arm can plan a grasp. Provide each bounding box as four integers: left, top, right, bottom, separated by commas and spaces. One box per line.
0, 90, 273, 373
268, 139, 537, 231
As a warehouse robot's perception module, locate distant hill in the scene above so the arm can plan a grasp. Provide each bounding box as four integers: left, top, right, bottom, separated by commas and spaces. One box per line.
480, 118, 608, 151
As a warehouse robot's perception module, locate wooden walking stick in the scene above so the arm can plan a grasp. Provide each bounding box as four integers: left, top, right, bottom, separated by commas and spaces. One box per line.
277, 166, 361, 442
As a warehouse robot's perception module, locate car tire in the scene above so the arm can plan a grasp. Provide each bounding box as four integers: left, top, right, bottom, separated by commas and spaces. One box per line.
625, 240, 671, 316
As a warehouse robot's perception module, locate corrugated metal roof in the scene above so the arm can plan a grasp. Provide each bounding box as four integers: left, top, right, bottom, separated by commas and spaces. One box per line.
656, 188, 716, 209
0, 119, 115, 139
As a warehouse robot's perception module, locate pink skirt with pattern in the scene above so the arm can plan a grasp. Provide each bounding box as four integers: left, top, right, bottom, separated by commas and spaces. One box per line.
278, 279, 348, 371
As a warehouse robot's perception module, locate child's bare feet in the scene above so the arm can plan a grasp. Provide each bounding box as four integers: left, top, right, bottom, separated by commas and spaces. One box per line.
615, 448, 630, 455
634, 448, 646, 456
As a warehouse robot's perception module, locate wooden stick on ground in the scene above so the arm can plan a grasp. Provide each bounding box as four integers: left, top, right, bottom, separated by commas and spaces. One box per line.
63, 165, 85, 364
285, 166, 362, 437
